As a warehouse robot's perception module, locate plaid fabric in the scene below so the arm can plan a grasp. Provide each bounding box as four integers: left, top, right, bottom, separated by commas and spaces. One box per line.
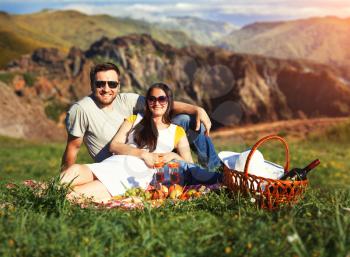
19, 180, 223, 210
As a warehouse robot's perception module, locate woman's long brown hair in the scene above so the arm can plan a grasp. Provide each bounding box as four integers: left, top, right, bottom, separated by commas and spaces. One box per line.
132, 83, 174, 152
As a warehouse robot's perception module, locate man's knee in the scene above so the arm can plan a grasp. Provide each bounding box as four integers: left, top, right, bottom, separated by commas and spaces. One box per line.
172, 114, 205, 134
172, 114, 191, 129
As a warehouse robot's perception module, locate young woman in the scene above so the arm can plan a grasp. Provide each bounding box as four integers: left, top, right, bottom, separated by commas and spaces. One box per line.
60, 83, 193, 203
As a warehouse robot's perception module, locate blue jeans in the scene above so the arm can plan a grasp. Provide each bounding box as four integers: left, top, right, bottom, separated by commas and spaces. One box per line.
171, 114, 222, 184
180, 161, 222, 185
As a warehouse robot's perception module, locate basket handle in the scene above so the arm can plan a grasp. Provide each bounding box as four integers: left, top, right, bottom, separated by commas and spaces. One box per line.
243, 135, 290, 177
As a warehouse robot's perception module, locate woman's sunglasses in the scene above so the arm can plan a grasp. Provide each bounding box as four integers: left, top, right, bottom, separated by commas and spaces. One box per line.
147, 95, 168, 104
95, 80, 119, 89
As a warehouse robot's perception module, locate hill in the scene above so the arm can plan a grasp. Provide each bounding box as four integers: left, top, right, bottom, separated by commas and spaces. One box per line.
218, 16, 350, 67
0, 10, 195, 68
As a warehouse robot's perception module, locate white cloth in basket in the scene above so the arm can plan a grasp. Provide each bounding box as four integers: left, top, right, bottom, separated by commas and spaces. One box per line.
218, 149, 284, 179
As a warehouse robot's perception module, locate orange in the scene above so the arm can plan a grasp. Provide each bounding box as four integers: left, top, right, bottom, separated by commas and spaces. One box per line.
168, 184, 183, 199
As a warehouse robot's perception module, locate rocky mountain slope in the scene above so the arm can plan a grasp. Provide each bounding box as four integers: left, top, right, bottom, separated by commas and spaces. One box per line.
1, 34, 350, 140
0, 80, 65, 141
219, 16, 350, 68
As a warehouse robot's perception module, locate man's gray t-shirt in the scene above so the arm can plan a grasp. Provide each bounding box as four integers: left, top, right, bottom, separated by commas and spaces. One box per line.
65, 93, 145, 162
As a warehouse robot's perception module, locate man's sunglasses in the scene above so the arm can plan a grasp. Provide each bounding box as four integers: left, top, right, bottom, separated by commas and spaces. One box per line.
95, 80, 120, 89
147, 96, 168, 104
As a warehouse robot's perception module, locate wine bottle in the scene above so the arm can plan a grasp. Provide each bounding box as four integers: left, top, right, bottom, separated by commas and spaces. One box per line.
280, 159, 320, 180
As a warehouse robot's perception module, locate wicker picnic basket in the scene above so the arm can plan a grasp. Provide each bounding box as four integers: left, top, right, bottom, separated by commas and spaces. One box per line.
223, 135, 308, 210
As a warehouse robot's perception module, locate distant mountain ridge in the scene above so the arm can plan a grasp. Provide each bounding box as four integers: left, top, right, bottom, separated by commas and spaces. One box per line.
218, 16, 350, 67
0, 10, 195, 67
2, 10, 350, 70
153, 16, 237, 45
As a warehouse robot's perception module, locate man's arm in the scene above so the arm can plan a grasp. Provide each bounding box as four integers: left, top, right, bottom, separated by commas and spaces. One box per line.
61, 135, 84, 172
173, 101, 212, 136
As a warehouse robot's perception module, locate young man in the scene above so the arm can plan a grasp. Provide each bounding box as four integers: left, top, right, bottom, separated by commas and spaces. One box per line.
61, 62, 221, 173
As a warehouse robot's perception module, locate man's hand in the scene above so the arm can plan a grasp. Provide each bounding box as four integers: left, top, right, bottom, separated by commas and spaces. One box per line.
195, 107, 212, 136
173, 101, 212, 136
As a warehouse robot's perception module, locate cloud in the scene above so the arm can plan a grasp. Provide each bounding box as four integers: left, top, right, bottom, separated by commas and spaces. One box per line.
61, 2, 213, 22
61, 1, 350, 17
2, 0, 350, 23
220, 2, 350, 18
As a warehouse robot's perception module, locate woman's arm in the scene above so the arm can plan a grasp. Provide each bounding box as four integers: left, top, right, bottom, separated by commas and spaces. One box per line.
161, 136, 193, 163
176, 136, 193, 163
109, 120, 160, 167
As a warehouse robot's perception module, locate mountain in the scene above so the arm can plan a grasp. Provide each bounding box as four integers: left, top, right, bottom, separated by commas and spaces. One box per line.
218, 16, 350, 67
0, 80, 65, 140
0, 10, 195, 68
154, 16, 237, 45
1, 34, 350, 140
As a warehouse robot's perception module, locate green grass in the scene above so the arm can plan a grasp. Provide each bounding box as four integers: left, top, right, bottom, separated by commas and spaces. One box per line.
44, 101, 70, 122
0, 121, 350, 256
22, 72, 37, 87
0, 136, 92, 181
0, 72, 15, 85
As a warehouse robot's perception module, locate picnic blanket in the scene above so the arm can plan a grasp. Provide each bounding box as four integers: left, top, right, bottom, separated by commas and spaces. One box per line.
15, 180, 223, 210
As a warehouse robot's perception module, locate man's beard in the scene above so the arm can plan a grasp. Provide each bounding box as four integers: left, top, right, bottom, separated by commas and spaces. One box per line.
93, 92, 117, 107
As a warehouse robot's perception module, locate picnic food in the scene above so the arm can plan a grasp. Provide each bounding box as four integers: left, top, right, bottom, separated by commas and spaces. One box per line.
124, 187, 152, 200
160, 185, 169, 197
151, 189, 167, 200
280, 159, 320, 180
115, 184, 212, 203
168, 184, 183, 199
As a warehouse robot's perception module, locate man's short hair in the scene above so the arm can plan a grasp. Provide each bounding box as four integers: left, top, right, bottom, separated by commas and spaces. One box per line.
90, 62, 121, 90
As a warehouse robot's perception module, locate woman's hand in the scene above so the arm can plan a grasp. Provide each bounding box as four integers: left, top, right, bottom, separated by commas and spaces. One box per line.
159, 152, 182, 163
141, 152, 162, 168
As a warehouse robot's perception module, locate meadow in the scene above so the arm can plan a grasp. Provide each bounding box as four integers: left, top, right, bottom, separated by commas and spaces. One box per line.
0, 120, 350, 257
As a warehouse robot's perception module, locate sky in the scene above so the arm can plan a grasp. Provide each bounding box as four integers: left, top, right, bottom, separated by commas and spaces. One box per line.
0, 0, 350, 26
